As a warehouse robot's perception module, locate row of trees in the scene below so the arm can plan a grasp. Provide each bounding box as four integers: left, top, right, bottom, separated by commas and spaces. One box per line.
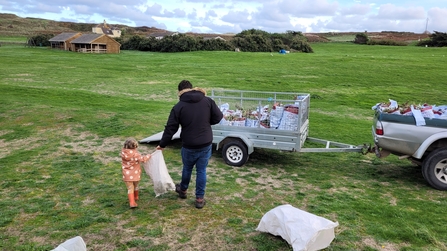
116, 29, 314, 53
115, 34, 233, 52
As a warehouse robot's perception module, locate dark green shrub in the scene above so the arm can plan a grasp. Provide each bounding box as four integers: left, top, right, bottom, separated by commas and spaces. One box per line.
118, 28, 313, 53
157, 34, 200, 52
417, 31, 447, 47
367, 40, 407, 46
354, 33, 369, 44
231, 29, 313, 53
291, 40, 314, 52
199, 38, 234, 51
29, 34, 54, 46
118, 35, 146, 50
138, 37, 157, 51
272, 38, 287, 52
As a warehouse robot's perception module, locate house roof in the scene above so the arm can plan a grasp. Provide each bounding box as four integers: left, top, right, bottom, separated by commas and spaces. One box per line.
71, 34, 104, 44
49, 33, 80, 42
101, 28, 114, 35
95, 20, 119, 30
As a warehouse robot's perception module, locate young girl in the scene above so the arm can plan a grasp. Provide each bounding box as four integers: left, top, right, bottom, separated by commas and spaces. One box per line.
120, 138, 151, 208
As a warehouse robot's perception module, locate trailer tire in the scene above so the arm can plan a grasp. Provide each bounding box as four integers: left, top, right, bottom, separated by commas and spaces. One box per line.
422, 148, 447, 191
222, 140, 249, 167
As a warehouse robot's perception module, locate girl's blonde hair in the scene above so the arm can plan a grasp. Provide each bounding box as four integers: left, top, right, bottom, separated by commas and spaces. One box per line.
123, 138, 138, 149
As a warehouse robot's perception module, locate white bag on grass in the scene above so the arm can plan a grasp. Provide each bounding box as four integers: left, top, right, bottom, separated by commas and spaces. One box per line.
143, 150, 175, 197
256, 204, 339, 251
52, 236, 86, 251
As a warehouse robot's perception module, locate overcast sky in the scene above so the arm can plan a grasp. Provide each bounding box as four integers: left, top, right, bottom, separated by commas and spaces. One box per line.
1, 0, 446, 34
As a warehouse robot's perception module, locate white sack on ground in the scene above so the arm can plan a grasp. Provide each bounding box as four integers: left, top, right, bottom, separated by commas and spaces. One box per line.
51, 236, 86, 251
143, 150, 175, 197
256, 204, 339, 251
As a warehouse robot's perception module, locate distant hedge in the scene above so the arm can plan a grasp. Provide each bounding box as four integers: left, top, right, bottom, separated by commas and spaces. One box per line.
28, 34, 54, 46
417, 31, 447, 47
116, 29, 313, 53
354, 33, 368, 44
367, 40, 407, 46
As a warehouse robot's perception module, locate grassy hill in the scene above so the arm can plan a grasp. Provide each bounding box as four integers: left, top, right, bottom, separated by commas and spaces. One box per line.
0, 13, 166, 38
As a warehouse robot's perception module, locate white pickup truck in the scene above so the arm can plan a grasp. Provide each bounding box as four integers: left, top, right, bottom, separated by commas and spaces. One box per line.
372, 109, 447, 190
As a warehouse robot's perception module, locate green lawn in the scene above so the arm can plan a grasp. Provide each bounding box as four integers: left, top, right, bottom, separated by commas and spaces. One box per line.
325, 34, 356, 42
1, 42, 447, 250
0, 36, 27, 43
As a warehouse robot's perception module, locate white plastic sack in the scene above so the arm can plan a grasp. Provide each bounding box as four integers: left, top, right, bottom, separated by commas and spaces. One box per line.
52, 236, 86, 251
270, 105, 284, 129
256, 204, 339, 251
278, 105, 299, 131
143, 150, 175, 197
411, 105, 426, 126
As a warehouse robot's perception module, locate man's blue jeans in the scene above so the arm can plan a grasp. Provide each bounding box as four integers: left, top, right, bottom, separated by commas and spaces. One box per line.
180, 144, 212, 199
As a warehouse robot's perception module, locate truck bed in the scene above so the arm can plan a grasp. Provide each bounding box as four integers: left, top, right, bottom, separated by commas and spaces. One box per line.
378, 112, 447, 128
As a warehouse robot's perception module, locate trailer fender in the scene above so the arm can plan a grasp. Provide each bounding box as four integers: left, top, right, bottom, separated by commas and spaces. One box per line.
215, 134, 254, 155
413, 132, 447, 159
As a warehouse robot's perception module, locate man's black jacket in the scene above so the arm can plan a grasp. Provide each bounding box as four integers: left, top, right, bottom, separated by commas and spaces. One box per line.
159, 88, 223, 149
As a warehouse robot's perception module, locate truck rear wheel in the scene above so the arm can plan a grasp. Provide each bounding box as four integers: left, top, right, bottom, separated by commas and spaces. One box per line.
222, 140, 248, 167
422, 148, 447, 191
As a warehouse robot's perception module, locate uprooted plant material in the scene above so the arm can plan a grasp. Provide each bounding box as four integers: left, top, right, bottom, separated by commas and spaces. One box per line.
372, 99, 447, 120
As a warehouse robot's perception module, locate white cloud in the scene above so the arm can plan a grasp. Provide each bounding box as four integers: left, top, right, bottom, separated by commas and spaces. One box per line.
339, 4, 371, 16
427, 7, 447, 32
375, 4, 426, 20
279, 0, 339, 16
145, 3, 163, 16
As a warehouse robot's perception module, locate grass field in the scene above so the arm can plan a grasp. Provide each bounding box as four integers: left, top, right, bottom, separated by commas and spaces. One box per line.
324, 34, 357, 42
1, 42, 447, 251
0, 36, 27, 44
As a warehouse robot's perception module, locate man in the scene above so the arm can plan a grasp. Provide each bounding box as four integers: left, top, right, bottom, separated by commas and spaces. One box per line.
156, 80, 223, 209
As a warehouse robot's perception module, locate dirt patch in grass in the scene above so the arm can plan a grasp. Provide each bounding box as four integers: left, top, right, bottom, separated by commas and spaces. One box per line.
0, 133, 44, 158
57, 126, 122, 164
0, 129, 14, 137
361, 237, 403, 251
1, 124, 122, 178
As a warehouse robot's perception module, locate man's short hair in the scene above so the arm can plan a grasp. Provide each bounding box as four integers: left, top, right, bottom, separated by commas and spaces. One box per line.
178, 80, 193, 91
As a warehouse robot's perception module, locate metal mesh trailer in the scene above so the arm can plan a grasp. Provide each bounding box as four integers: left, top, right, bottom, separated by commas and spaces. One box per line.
210, 90, 310, 163
210, 90, 365, 166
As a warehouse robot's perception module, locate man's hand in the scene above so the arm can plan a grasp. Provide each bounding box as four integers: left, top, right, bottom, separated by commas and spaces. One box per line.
156, 145, 164, 150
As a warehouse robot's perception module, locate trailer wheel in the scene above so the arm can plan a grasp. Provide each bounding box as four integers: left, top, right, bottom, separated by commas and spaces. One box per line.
222, 140, 248, 167
422, 148, 447, 191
